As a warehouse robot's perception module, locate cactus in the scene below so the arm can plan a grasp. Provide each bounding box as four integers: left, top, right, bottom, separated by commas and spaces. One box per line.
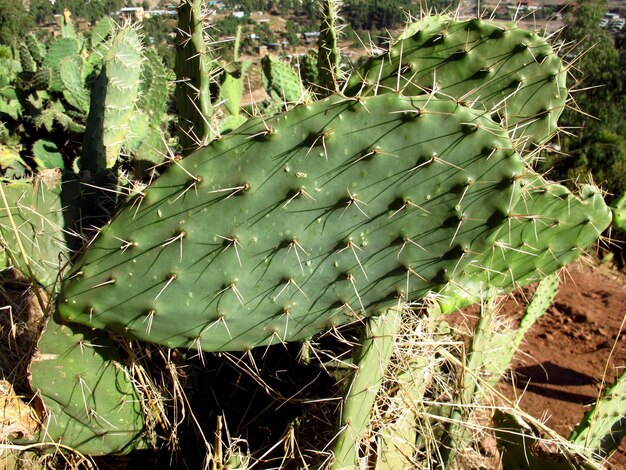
59, 93, 530, 351
19, 43, 37, 74
330, 307, 402, 469
437, 179, 612, 312
25, 34, 46, 66
569, 368, 626, 459
299, 50, 319, 89
80, 25, 144, 172
60, 9, 77, 39
91, 17, 114, 50
0, 175, 78, 289
59, 55, 90, 114
43, 38, 80, 92
317, 0, 343, 95
22, 314, 147, 454
261, 55, 310, 105
32, 140, 64, 170
175, 0, 216, 152
613, 190, 626, 232
347, 16, 567, 148
217, 60, 251, 133
494, 411, 600, 469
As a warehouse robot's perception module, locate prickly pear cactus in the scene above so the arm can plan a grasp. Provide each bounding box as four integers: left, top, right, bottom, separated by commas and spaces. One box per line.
80, 26, 144, 171
347, 16, 567, 147
569, 367, 626, 459
60, 93, 527, 352
437, 178, 612, 311
23, 315, 147, 454
261, 55, 310, 104
0, 175, 78, 288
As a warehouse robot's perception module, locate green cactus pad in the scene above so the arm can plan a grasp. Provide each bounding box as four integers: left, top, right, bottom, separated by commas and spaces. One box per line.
138, 49, 170, 128
613, 190, 626, 232
438, 179, 612, 312
33, 140, 64, 170
26, 33, 46, 65
19, 43, 37, 74
43, 38, 80, 92
24, 315, 147, 455
59, 55, 90, 114
347, 17, 567, 147
262, 55, 310, 104
81, 26, 144, 171
60, 93, 525, 352
218, 62, 248, 117
299, 50, 319, 89
0, 176, 76, 288
569, 367, 626, 459
91, 17, 115, 50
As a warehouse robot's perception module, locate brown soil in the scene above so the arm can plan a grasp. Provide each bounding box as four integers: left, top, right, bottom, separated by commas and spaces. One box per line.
501, 262, 626, 468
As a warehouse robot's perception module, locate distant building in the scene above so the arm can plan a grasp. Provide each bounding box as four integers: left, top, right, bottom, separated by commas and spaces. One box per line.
119, 7, 145, 22
303, 31, 320, 44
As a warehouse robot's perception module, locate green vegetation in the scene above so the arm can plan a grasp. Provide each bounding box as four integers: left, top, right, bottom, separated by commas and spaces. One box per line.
0, 2, 625, 468
541, 0, 626, 203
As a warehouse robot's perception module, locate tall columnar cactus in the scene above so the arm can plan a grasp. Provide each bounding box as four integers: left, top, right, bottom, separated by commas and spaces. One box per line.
347, 16, 567, 149
175, 0, 216, 153
59, 93, 530, 351
317, 0, 343, 95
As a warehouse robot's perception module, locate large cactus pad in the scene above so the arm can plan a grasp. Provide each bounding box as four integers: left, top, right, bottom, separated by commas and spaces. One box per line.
60, 93, 526, 351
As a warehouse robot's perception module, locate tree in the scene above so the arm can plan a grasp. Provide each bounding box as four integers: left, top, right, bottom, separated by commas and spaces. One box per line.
0, 0, 34, 46
541, 0, 625, 202
29, 0, 55, 25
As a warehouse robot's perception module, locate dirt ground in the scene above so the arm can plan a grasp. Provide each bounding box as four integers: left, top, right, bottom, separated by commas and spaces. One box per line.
500, 261, 626, 468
